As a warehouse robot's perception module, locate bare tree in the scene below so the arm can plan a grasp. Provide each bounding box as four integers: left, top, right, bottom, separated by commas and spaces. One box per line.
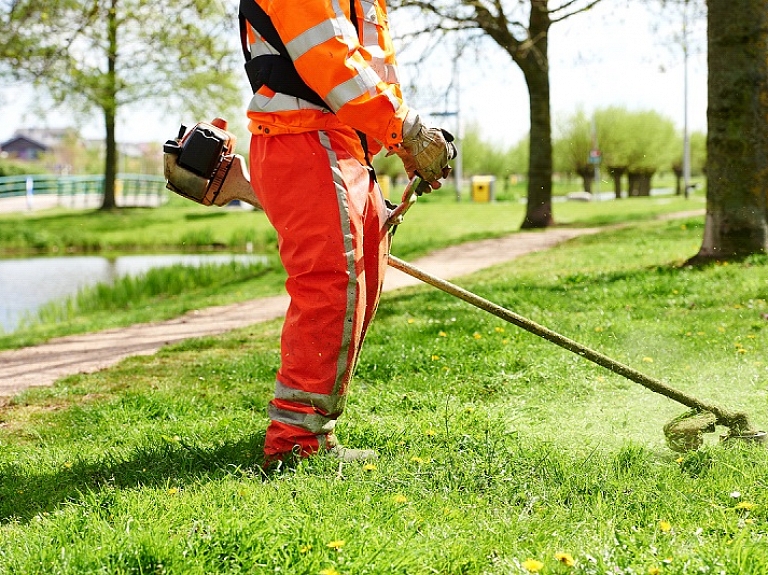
391, 0, 603, 228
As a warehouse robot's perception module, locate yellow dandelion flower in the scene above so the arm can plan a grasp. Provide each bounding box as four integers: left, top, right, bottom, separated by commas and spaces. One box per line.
737, 348, 747, 354
643, 357, 654, 363
502, 338, 509, 344
319, 568, 340, 575
393, 494, 408, 504
438, 331, 447, 337
718, 326, 726, 333
407, 318, 415, 324
735, 501, 757, 510
554, 552, 575, 566
410, 456, 425, 464
465, 406, 475, 413
676, 457, 684, 464
473, 332, 482, 339
521, 559, 544, 572
648, 567, 661, 575
745, 518, 755, 524
326, 540, 345, 550
686, 331, 692, 336
168, 487, 179, 495
747, 334, 756, 339
424, 429, 436, 437
659, 520, 672, 532
362, 463, 377, 472
63, 462, 73, 469
594, 326, 604, 332
431, 355, 440, 361
299, 545, 312, 553
494, 327, 505, 333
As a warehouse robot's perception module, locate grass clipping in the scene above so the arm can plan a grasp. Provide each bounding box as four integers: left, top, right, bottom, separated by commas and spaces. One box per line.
663, 409, 717, 453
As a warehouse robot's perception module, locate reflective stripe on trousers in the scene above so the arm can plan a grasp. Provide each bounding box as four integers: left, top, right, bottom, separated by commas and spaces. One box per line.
249, 130, 390, 457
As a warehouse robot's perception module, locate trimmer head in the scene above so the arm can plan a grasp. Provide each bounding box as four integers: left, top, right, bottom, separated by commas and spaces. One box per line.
664, 409, 767, 453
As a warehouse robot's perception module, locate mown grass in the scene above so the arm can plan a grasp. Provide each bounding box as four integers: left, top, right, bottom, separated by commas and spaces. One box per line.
2, 210, 768, 574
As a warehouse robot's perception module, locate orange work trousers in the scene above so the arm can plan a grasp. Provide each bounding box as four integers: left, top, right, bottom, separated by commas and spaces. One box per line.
249, 130, 390, 458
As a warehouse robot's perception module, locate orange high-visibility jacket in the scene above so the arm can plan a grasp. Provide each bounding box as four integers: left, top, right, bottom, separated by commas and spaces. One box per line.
242, 0, 409, 160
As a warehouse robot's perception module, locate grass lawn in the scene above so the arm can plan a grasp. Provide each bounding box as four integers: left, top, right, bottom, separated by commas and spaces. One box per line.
2, 192, 768, 572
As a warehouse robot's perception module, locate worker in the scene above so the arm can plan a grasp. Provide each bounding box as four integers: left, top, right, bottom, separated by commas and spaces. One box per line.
239, 0, 455, 465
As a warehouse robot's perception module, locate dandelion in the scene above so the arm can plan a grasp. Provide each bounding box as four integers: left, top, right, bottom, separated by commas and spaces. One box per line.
407, 318, 415, 324
659, 520, 672, 532
410, 456, 425, 464
648, 567, 661, 575
393, 494, 408, 504
168, 487, 179, 495
299, 545, 312, 553
424, 429, 436, 437
362, 463, 377, 472
326, 540, 345, 550
320, 568, 340, 575
473, 332, 482, 339
521, 559, 544, 572
431, 355, 440, 361
555, 551, 575, 566
63, 462, 73, 469
735, 501, 757, 511
494, 327, 505, 333
438, 331, 447, 337
643, 357, 654, 363
594, 326, 604, 332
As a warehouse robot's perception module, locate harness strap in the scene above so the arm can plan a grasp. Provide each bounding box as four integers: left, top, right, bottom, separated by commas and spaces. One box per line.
239, 0, 327, 108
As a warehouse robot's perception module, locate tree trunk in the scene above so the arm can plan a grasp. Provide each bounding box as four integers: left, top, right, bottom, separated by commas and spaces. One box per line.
689, 0, 768, 262
627, 169, 654, 197
100, 0, 118, 210
576, 165, 593, 194
672, 163, 683, 195
608, 166, 626, 199
520, 0, 553, 229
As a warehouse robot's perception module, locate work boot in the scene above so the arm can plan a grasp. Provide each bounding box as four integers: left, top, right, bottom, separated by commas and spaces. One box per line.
327, 445, 378, 462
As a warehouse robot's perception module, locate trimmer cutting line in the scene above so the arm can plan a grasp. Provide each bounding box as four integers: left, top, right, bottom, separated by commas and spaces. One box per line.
163, 119, 766, 453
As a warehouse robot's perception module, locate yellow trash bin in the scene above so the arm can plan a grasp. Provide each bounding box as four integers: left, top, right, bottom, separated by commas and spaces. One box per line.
471, 175, 495, 202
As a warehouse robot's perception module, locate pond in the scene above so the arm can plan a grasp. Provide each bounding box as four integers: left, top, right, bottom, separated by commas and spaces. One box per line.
0, 254, 268, 333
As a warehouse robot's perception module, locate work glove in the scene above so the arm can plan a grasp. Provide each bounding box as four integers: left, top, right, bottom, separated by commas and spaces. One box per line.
394, 109, 456, 191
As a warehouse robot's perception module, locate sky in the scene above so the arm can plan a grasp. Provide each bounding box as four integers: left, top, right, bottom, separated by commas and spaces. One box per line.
0, 2, 706, 149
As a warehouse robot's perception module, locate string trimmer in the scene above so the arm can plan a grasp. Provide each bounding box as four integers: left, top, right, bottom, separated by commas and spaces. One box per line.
163, 119, 766, 453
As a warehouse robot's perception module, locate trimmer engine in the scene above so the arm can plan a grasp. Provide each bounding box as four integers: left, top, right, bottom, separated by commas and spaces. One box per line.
163, 118, 261, 209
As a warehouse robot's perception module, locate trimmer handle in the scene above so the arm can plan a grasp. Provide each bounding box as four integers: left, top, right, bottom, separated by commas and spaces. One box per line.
386, 176, 427, 229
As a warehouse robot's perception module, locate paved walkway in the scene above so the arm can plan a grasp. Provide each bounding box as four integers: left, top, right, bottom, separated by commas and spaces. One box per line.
0, 226, 606, 397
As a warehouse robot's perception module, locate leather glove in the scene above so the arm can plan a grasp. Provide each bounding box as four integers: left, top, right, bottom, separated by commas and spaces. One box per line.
395, 109, 456, 188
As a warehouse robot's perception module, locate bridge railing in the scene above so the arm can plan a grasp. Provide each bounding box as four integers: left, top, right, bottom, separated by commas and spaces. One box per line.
0, 174, 168, 208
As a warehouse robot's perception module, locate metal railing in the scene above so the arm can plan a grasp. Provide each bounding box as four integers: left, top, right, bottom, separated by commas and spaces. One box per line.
0, 173, 168, 208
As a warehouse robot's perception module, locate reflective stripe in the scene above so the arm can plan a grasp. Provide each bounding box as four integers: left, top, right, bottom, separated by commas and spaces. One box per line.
286, 17, 357, 61
274, 379, 347, 415
268, 403, 337, 434
249, 35, 280, 58
325, 68, 379, 110
248, 90, 327, 113
318, 130, 358, 397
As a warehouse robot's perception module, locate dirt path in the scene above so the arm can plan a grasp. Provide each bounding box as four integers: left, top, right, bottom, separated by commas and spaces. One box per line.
0, 217, 700, 398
